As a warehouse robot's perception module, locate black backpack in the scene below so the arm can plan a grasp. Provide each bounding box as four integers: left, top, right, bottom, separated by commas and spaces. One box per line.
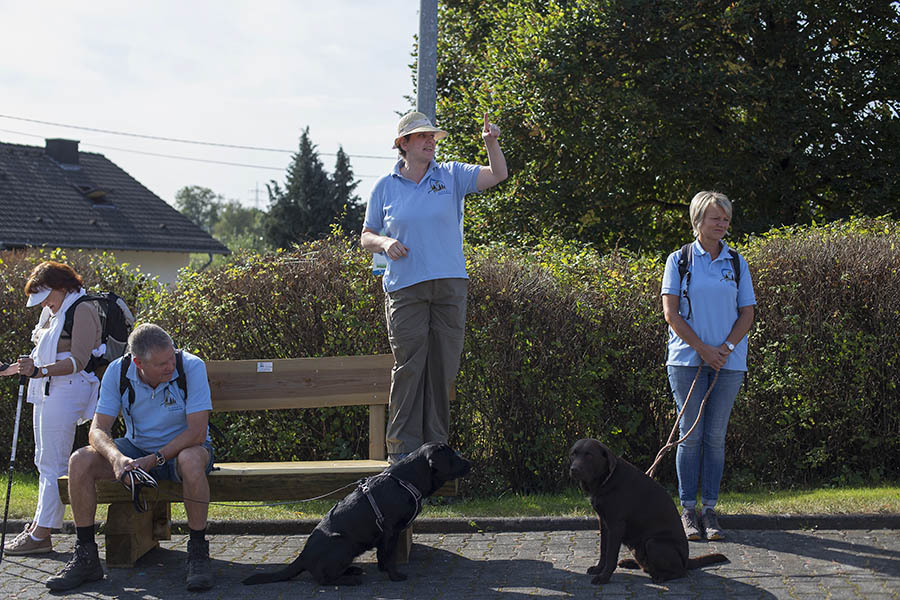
62, 292, 136, 374
677, 243, 742, 288
676, 243, 742, 321
118, 351, 224, 447
119, 351, 188, 411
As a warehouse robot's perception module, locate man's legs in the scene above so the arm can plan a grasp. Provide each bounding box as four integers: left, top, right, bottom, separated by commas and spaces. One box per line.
45, 447, 114, 591
176, 444, 214, 592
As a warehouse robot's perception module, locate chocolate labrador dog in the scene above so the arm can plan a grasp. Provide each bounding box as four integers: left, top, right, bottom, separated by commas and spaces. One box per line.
569, 438, 727, 584
242, 442, 470, 586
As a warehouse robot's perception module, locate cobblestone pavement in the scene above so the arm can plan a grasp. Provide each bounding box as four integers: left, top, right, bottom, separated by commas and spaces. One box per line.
1, 528, 898, 599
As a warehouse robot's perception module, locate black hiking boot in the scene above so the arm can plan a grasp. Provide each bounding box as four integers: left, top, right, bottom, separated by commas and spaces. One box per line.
186, 538, 214, 591
45, 540, 104, 591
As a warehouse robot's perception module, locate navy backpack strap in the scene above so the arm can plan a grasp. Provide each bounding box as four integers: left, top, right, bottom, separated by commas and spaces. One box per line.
677, 243, 692, 287
175, 350, 188, 402
729, 248, 742, 288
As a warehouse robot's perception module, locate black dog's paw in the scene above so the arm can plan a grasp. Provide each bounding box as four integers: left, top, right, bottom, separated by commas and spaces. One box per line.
617, 558, 640, 569
344, 565, 365, 576
587, 564, 602, 575
591, 573, 611, 585
387, 570, 408, 582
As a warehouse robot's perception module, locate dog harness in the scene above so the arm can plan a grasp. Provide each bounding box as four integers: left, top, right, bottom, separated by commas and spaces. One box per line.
358, 473, 423, 532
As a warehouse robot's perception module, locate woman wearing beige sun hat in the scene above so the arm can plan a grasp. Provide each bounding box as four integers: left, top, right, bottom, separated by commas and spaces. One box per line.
361, 110, 508, 463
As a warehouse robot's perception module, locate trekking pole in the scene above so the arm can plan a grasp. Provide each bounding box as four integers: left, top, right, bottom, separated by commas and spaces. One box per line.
0, 375, 27, 564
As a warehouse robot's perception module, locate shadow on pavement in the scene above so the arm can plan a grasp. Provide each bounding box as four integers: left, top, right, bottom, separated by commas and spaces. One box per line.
735, 529, 900, 578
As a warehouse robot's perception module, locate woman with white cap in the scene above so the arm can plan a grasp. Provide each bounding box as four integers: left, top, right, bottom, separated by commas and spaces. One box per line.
0, 261, 102, 555
361, 111, 508, 463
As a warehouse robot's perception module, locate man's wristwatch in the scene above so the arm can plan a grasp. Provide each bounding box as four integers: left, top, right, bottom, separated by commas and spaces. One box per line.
725, 341, 735, 352
154, 451, 166, 466
30, 366, 49, 378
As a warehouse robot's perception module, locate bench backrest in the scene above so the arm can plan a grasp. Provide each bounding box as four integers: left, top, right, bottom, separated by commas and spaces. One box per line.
205, 354, 394, 460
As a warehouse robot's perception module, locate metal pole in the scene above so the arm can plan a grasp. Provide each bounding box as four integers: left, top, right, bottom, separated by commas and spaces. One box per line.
417, 0, 438, 123
0, 377, 27, 564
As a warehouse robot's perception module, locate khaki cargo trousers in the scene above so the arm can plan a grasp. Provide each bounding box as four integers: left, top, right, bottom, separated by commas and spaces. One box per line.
384, 277, 467, 455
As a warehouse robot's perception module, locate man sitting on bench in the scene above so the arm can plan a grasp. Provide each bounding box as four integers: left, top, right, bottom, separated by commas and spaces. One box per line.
47, 323, 216, 593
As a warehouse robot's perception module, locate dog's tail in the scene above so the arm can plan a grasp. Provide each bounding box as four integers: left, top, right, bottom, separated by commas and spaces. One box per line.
242, 556, 306, 585
687, 553, 728, 569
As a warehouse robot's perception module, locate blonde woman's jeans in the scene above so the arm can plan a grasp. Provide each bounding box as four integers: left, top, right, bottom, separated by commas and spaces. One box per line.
667, 365, 745, 509
384, 278, 467, 455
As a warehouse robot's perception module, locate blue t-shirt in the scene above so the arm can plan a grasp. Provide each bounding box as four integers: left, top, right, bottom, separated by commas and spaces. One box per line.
96, 350, 212, 451
364, 160, 481, 293
660, 240, 756, 371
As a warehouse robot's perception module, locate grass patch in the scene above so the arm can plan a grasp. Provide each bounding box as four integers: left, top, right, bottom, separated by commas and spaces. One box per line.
3, 472, 898, 522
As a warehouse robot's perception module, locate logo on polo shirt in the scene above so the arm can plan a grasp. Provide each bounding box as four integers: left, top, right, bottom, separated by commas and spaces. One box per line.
429, 180, 447, 193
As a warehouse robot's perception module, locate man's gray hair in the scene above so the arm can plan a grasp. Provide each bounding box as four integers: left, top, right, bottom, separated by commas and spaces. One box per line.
127, 323, 174, 360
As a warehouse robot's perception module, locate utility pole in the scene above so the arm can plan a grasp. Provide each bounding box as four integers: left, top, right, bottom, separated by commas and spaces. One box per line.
417, 0, 438, 123
249, 182, 261, 209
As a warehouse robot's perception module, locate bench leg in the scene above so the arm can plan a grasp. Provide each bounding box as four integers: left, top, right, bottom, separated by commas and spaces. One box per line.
103, 502, 159, 568
152, 502, 172, 541
393, 526, 412, 564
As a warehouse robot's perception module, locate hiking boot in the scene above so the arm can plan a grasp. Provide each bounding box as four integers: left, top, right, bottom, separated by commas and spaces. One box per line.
4, 524, 52, 555
186, 539, 213, 591
45, 540, 104, 591
701, 508, 725, 540
681, 508, 702, 541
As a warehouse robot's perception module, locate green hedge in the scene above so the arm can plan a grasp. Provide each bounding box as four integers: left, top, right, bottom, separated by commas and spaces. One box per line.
1, 219, 898, 495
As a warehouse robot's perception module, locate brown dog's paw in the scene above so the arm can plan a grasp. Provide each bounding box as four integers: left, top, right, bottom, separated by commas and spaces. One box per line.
617, 558, 640, 569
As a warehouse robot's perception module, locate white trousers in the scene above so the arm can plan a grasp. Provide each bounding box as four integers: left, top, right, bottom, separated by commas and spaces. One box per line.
31, 373, 95, 530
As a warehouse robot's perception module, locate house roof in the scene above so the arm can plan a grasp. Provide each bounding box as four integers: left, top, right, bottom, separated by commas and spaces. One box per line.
0, 139, 229, 255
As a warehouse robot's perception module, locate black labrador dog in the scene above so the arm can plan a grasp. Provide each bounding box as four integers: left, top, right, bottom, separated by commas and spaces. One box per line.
569, 438, 727, 584
242, 442, 471, 586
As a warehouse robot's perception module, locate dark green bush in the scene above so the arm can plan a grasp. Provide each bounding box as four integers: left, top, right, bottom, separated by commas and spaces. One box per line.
1, 219, 897, 496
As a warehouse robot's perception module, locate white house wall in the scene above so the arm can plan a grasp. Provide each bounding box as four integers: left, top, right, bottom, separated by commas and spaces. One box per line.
102, 250, 191, 285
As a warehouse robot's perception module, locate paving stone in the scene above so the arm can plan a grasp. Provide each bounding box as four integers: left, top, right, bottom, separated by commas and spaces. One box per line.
1, 528, 899, 598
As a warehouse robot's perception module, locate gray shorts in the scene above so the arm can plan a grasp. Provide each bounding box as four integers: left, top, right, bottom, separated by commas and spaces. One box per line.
114, 437, 215, 483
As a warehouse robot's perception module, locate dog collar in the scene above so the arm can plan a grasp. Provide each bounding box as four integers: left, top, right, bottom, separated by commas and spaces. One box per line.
359, 473, 423, 532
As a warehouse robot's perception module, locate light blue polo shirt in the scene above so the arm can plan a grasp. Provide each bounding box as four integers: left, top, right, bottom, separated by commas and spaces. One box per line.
96, 350, 212, 451
364, 160, 481, 293
661, 240, 756, 371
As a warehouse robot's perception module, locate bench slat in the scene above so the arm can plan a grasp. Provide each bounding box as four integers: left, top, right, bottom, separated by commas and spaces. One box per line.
206, 355, 394, 412
58, 461, 457, 504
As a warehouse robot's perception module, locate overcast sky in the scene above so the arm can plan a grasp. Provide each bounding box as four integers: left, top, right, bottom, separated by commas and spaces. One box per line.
1, 1, 422, 209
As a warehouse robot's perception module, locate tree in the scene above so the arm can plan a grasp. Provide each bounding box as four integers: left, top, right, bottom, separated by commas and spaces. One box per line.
212, 200, 268, 253
265, 128, 362, 248
435, 0, 900, 252
175, 186, 221, 232
174, 186, 268, 256
331, 146, 365, 235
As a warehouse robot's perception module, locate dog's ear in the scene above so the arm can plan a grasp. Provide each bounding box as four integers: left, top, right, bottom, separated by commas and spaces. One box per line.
426, 444, 453, 474
599, 442, 617, 480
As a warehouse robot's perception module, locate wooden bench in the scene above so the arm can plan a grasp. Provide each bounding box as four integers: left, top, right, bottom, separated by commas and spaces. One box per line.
59, 354, 455, 568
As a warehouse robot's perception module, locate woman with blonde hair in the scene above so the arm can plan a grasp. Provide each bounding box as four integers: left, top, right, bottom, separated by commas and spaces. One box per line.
660, 192, 756, 541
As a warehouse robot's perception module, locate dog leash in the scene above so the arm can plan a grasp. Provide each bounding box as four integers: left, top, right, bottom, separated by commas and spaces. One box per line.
646, 365, 719, 478
120, 470, 362, 508
360, 473, 423, 532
